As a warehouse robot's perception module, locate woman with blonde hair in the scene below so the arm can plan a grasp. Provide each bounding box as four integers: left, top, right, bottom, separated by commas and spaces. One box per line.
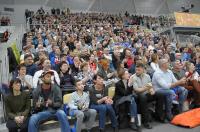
150, 53, 159, 72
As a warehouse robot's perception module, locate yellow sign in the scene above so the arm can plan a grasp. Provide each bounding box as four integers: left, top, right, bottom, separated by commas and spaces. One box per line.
175, 12, 200, 27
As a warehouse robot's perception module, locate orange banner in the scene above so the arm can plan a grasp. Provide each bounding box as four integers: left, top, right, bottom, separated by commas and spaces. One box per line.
175, 12, 200, 27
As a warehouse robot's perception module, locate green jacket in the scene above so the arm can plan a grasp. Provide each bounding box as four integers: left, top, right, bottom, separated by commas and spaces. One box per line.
5, 92, 31, 120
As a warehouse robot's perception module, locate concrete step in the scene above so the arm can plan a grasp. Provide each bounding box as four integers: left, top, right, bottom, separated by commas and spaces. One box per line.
0, 123, 7, 132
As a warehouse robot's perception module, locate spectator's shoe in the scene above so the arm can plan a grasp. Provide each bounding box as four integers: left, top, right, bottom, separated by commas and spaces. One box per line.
99, 129, 105, 132
166, 114, 174, 121
130, 122, 142, 131
87, 129, 91, 132
136, 126, 142, 132
130, 122, 138, 131
143, 123, 152, 129
113, 127, 119, 132
154, 114, 167, 123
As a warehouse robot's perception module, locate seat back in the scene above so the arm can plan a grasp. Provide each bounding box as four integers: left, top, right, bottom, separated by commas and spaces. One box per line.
63, 93, 72, 104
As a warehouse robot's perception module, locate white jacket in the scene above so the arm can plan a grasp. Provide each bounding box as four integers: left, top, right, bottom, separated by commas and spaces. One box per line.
33, 69, 60, 88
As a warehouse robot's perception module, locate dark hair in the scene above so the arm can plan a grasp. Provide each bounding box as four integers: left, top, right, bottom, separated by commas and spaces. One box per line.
117, 68, 127, 79
136, 62, 145, 68
93, 72, 104, 81
122, 48, 131, 59
24, 54, 33, 60
9, 78, 21, 95
60, 53, 67, 58
59, 61, 70, 74
151, 53, 158, 63
74, 78, 82, 86
80, 62, 88, 70
17, 63, 26, 70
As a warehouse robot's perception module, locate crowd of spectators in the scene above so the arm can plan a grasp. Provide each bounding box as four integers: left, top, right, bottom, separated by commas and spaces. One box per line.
4, 8, 200, 132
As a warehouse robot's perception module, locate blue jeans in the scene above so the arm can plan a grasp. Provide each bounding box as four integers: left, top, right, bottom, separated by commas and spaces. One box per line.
90, 104, 118, 129
172, 86, 188, 112
28, 110, 70, 132
156, 89, 174, 117
156, 87, 188, 116
130, 96, 138, 120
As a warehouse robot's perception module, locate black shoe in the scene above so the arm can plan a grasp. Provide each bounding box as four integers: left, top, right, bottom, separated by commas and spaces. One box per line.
99, 129, 105, 132
143, 123, 152, 129
113, 127, 118, 132
87, 129, 91, 132
136, 126, 142, 132
155, 116, 167, 123
130, 122, 138, 131
130, 122, 142, 132
166, 114, 173, 121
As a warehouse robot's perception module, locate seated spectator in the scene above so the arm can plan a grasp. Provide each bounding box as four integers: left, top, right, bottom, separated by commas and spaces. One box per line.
112, 46, 122, 70
89, 54, 98, 73
50, 47, 61, 67
24, 54, 38, 77
152, 59, 188, 121
76, 62, 94, 91
35, 51, 48, 70
35, 43, 47, 53
172, 60, 185, 80
33, 59, 60, 88
185, 61, 200, 107
181, 47, 191, 62
5, 78, 31, 132
73, 41, 82, 56
66, 51, 74, 65
53, 53, 68, 71
80, 48, 90, 62
150, 53, 159, 72
103, 48, 112, 61
113, 68, 140, 131
69, 79, 97, 132
130, 62, 167, 127
91, 50, 99, 61
58, 61, 75, 94
196, 54, 200, 75
28, 71, 70, 132
16, 64, 33, 92
70, 56, 81, 77
20, 45, 35, 63
175, 52, 182, 61
48, 45, 59, 60
98, 58, 116, 81
89, 73, 118, 132
122, 48, 135, 70
96, 43, 103, 58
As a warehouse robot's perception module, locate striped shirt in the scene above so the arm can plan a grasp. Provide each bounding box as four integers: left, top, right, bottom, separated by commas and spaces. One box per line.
68, 91, 90, 110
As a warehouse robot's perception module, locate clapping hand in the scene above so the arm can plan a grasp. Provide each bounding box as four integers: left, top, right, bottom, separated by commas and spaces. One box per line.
15, 116, 24, 124
105, 97, 113, 104
46, 99, 53, 107
148, 88, 155, 95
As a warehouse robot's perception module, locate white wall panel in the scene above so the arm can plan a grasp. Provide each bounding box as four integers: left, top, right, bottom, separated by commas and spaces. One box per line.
0, 0, 200, 25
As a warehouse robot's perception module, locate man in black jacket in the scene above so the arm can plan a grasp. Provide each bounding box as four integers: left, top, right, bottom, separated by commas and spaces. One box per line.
28, 70, 70, 132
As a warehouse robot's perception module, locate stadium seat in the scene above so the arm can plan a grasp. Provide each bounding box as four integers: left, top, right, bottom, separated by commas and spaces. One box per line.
63, 93, 72, 104
63, 93, 76, 132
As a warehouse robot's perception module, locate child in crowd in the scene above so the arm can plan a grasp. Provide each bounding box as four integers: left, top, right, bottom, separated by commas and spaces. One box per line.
69, 79, 97, 132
